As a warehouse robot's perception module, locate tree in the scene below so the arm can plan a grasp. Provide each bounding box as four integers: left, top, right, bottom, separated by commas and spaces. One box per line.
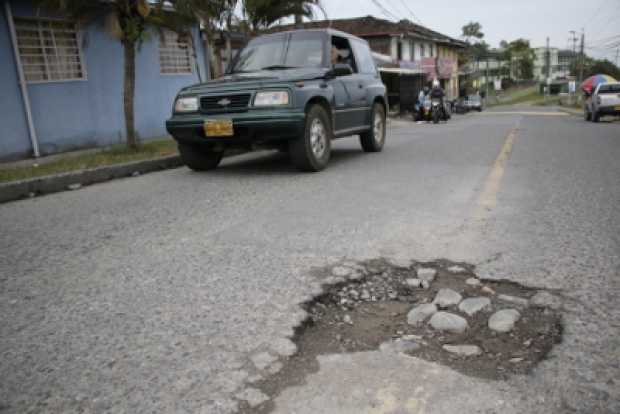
242, 0, 323, 32
461, 21, 484, 44
502, 38, 536, 81
571, 57, 620, 80
37, 0, 204, 150
183, 0, 238, 79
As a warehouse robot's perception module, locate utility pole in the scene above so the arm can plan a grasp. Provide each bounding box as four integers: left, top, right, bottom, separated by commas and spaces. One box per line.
579, 30, 585, 84
616, 47, 620, 68
485, 54, 490, 99
545, 37, 551, 81
569, 30, 578, 72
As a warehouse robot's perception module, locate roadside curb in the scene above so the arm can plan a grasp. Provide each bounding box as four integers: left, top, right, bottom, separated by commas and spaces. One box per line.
557, 107, 582, 116
0, 155, 182, 204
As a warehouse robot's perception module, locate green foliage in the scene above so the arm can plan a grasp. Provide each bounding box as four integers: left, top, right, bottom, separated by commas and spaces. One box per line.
243, 0, 322, 30
501, 38, 536, 80
462, 21, 484, 44
571, 57, 620, 80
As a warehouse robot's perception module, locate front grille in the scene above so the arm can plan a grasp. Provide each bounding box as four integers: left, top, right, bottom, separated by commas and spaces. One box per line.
201, 94, 251, 113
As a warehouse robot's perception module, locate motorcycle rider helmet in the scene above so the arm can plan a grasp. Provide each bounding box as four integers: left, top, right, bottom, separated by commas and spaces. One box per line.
432, 79, 440, 88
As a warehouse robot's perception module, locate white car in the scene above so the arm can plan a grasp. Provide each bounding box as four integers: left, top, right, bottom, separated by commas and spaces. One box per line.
585, 82, 620, 122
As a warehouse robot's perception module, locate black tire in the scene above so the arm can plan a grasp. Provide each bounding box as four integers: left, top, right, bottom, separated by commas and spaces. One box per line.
432, 109, 440, 124
593, 111, 600, 123
360, 103, 386, 152
289, 104, 332, 172
178, 144, 223, 171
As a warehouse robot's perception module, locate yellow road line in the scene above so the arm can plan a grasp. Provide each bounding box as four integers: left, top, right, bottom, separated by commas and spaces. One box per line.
474, 122, 520, 220
480, 111, 568, 117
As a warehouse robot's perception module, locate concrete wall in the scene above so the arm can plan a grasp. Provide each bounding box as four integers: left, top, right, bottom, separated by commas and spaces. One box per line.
1, 0, 207, 160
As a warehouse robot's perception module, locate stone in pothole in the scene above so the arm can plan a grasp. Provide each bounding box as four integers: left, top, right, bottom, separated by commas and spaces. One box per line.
236, 387, 269, 408
417, 268, 437, 282
433, 288, 463, 308
407, 303, 437, 326
530, 291, 562, 310
466, 277, 481, 286
447, 265, 467, 273
488, 309, 521, 333
406, 278, 422, 288
498, 294, 529, 307
429, 311, 469, 334
406, 278, 430, 290
442, 344, 483, 356
458, 297, 491, 316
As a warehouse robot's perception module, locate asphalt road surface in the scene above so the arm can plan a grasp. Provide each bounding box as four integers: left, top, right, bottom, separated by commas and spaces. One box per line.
1, 107, 619, 413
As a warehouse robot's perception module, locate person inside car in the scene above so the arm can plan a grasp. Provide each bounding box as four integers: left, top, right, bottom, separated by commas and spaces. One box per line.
331, 46, 340, 66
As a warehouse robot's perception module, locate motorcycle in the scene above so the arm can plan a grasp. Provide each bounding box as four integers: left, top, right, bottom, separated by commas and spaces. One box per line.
415, 97, 450, 123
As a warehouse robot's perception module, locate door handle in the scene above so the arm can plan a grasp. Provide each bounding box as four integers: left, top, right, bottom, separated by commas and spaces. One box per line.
358, 84, 363, 89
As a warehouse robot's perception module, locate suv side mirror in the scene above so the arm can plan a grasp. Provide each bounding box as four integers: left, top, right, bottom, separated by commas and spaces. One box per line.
329, 63, 353, 77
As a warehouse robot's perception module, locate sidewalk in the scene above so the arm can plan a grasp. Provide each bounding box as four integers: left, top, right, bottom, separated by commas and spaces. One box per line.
0, 138, 177, 183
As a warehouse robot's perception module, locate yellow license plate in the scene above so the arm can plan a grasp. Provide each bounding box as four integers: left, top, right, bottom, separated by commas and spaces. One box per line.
204, 120, 233, 137
615, 106, 620, 111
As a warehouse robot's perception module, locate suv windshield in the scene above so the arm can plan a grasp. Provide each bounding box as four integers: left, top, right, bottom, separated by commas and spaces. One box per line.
229, 32, 326, 74
598, 84, 620, 94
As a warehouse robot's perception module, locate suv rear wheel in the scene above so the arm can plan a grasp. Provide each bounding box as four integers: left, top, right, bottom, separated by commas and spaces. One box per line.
360, 103, 386, 152
178, 144, 223, 171
289, 104, 332, 172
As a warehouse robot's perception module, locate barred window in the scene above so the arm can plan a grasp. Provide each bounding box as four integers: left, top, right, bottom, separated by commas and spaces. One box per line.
159, 30, 193, 74
14, 17, 86, 82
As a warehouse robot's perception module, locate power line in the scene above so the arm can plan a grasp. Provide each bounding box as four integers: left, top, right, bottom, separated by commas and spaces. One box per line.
369, 0, 399, 21
583, 0, 609, 29
396, 0, 423, 25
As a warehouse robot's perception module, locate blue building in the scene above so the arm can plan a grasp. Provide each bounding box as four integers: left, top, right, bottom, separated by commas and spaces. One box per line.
1, 0, 208, 160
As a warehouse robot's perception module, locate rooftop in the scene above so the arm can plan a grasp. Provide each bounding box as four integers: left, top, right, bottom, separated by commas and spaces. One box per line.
267, 15, 467, 48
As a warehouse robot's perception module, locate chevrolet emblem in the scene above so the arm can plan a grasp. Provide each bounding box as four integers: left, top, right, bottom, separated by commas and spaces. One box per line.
217, 98, 231, 106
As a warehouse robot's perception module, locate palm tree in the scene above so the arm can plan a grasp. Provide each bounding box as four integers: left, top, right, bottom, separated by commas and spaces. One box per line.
242, 0, 323, 32
182, 0, 238, 79
36, 0, 201, 150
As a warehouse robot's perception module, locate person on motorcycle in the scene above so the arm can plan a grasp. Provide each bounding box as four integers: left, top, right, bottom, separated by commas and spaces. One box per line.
414, 87, 430, 121
429, 79, 446, 119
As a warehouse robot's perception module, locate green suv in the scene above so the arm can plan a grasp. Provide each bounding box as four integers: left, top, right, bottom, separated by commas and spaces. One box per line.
166, 29, 388, 172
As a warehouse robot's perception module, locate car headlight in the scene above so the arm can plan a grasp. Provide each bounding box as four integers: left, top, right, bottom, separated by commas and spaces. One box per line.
174, 96, 199, 113
253, 91, 290, 107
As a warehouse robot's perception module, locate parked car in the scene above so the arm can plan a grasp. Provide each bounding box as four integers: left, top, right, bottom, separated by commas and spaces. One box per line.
465, 94, 483, 112
585, 82, 620, 122
166, 29, 388, 172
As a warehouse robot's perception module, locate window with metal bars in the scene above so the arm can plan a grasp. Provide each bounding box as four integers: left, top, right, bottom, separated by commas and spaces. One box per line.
159, 29, 194, 75
14, 17, 86, 82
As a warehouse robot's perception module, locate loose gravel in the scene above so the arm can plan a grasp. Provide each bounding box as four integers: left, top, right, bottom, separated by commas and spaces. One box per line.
240, 258, 563, 413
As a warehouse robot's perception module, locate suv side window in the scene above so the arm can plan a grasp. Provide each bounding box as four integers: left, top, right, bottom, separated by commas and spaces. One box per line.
351, 40, 377, 75
331, 36, 358, 73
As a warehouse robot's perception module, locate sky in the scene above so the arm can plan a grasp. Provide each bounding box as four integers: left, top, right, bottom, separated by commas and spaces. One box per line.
314, 0, 620, 62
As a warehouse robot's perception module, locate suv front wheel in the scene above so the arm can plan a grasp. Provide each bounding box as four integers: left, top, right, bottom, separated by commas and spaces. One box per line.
360, 103, 386, 152
178, 144, 223, 171
290, 104, 332, 172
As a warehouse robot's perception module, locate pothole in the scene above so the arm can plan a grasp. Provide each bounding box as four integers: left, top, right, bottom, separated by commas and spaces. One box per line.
238, 259, 563, 412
